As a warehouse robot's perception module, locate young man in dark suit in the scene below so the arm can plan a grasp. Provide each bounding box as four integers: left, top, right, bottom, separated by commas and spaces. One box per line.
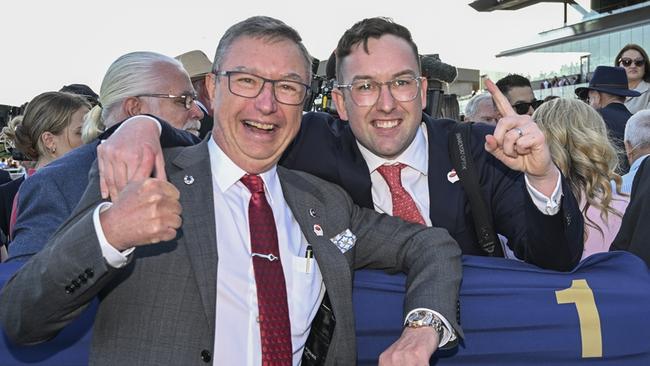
283, 18, 583, 271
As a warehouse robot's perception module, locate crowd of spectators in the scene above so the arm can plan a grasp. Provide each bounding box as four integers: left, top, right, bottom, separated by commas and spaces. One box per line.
0, 16, 649, 365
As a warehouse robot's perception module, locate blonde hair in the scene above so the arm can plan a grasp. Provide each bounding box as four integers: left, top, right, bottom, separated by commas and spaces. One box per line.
2, 92, 90, 160
532, 98, 624, 238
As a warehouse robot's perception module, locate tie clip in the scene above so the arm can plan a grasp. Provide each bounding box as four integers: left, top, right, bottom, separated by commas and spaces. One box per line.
252, 253, 278, 262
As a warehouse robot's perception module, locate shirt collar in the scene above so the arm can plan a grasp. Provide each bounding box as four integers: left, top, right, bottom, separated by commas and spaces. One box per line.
208, 137, 279, 203
356, 122, 429, 174
630, 154, 650, 173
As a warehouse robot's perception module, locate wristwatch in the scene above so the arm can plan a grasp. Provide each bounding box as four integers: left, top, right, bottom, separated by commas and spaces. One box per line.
404, 310, 445, 339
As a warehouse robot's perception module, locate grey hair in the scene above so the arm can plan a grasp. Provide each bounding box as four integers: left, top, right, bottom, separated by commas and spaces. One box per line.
212, 16, 312, 81
625, 109, 650, 150
82, 51, 185, 142
464, 93, 493, 121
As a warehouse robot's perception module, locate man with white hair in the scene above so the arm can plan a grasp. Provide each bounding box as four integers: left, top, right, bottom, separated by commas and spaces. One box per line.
464, 93, 499, 125
616, 109, 650, 194
7, 51, 203, 260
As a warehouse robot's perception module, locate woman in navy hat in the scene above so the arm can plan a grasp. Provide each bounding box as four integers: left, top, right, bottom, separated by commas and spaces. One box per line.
615, 44, 650, 114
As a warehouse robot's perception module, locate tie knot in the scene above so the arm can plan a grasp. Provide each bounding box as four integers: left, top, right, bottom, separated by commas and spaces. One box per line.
240, 174, 265, 194
376, 163, 406, 186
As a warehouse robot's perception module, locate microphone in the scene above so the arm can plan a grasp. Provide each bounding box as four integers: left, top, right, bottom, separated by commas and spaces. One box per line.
420, 55, 458, 84
420, 55, 457, 119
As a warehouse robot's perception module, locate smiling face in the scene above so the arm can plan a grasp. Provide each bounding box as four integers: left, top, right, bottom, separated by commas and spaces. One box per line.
208, 36, 309, 174
333, 34, 426, 160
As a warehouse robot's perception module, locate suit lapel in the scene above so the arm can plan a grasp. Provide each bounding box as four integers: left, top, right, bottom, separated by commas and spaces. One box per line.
167, 140, 218, 332
425, 117, 466, 231
277, 168, 352, 319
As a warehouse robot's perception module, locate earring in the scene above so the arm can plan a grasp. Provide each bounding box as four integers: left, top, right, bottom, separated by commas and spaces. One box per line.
50, 146, 56, 154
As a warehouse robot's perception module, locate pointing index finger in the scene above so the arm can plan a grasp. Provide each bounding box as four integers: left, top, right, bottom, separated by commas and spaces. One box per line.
485, 78, 516, 118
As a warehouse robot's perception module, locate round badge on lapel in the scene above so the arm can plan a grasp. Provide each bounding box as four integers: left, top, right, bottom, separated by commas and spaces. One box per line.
309, 208, 317, 217
184, 175, 195, 185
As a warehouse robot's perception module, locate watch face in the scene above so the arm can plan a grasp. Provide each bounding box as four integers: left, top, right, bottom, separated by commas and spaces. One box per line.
408, 310, 433, 325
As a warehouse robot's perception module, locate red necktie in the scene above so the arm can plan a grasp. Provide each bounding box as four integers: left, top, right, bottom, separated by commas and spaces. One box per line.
376, 163, 426, 225
240, 174, 292, 365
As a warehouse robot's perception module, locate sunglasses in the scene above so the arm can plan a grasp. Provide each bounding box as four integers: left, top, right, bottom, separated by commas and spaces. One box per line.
512, 99, 543, 115
619, 57, 645, 67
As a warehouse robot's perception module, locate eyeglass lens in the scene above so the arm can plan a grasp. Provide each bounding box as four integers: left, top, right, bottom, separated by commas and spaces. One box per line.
620, 58, 645, 67
226, 71, 308, 105
346, 77, 421, 106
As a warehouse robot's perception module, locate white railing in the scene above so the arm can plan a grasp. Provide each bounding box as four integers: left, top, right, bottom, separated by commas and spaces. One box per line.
534, 83, 588, 100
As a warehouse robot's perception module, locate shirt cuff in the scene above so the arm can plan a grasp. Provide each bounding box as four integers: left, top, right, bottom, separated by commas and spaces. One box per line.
404, 308, 457, 347
524, 172, 562, 215
93, 202, 134, 268
112, 115, 162, 136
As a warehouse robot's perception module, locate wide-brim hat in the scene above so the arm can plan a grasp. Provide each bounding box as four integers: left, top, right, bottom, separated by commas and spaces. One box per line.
575, 66, 641, 98
175, 50, 212, 82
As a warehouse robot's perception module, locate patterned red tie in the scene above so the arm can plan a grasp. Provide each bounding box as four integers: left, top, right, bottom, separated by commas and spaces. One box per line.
376, 163, 426, 225
240, 174, 293, 366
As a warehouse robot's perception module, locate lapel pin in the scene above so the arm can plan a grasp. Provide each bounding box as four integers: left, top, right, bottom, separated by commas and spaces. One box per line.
184, 175, 195, 185
313, 224, 323, 236
447, 169, 459, 184
309, 208, 317, 217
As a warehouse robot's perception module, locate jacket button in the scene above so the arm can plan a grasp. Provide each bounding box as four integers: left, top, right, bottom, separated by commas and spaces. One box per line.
84, 269, 94, 278
78, 274, 87, 283
71, 279, 80, 288
200, 349, 212, 363
65, 285, 74, 294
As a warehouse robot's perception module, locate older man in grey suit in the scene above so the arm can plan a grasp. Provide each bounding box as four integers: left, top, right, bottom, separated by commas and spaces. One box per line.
0, 17, 462, 366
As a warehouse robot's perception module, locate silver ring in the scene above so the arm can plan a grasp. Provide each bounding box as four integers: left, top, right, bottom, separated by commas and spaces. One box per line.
514, 127, 523, 137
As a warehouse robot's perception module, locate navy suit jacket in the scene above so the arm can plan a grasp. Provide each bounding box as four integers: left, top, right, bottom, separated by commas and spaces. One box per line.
0, 169, 11, 185
611, 157, 650, 265
281, 112, 584, 271
598, 102, 632, 173
8, 118, 200, 260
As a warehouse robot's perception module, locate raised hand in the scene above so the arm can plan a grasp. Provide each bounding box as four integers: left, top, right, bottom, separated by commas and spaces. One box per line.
99, 148, 181, 251
97, 116, 166, 200
483, 78, 559, 196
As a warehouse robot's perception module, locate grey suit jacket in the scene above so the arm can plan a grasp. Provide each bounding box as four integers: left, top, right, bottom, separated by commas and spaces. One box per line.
0, 139, 462, 365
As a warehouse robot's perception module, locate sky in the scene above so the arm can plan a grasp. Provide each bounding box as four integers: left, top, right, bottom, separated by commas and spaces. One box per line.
0, 0, 589, 106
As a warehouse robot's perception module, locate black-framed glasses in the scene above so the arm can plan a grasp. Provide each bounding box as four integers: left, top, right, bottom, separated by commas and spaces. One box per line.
335, 75, 424, 107
512, 99, 543, 115
619, 57, 645, 68
213, 70, 311, 106
136, 93, 197, 110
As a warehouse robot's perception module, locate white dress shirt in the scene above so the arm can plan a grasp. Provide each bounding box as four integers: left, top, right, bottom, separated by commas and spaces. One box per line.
208, 138, 324, 366
95, 137, 325, 366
